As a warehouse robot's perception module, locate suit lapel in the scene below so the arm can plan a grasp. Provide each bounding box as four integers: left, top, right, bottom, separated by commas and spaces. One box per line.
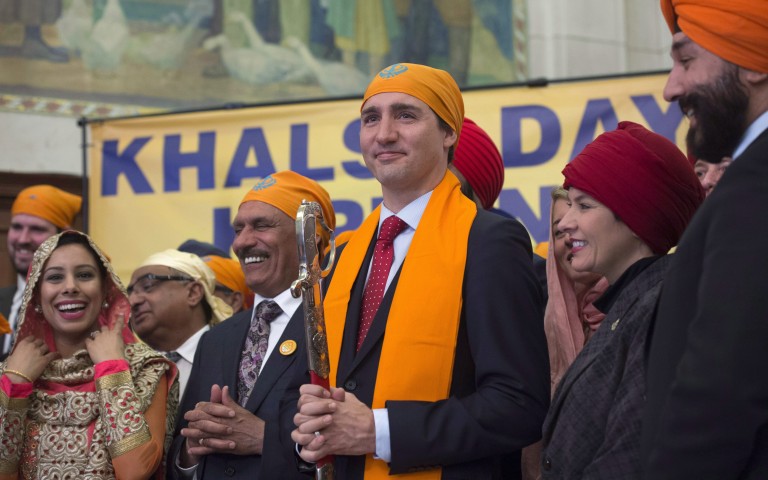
244, 307, 305, 412
351, 266, 402, 370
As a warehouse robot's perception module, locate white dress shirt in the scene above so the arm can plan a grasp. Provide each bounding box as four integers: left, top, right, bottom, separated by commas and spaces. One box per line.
167, 325, 210, 396
367, 191, 432, 463
3, 275, 25, 354
732, 110, 768, 160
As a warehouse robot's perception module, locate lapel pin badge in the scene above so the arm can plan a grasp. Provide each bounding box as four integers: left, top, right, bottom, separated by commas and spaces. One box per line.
279, 340, 297, 355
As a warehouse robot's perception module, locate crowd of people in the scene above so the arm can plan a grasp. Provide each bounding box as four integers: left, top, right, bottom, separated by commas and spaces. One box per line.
0, 0, 766, 478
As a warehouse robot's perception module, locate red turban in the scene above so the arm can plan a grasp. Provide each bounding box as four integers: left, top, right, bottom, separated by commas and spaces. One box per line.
452, 118, 505, 210
661, 0, 768, 73
563, 121, 705, 254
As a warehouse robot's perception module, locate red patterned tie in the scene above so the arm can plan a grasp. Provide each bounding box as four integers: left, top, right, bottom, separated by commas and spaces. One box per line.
357, 215, 408, 351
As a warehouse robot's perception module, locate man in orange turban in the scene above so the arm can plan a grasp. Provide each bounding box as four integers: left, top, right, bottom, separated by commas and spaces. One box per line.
642, 2, 768, 478
1, 185, 82, 357
288, 63, 548, 479
168, 171, 333, 480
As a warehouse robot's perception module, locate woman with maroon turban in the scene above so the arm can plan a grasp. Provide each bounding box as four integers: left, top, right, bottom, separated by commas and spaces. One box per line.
539, 121, 704, 479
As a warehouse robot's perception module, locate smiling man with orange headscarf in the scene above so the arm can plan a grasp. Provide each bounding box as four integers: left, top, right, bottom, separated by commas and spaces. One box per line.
641, 2, 768, 478
286, 63, 549, 479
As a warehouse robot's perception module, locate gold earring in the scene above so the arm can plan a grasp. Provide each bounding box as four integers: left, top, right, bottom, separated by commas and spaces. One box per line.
34, 304, 42, 313
102, 301, 109, 309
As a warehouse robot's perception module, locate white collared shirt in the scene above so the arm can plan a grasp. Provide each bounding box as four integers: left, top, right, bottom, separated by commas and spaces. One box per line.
3, 275, 25, 354
365, 190, 433, 464
166, 325, 210, 396
732, 110, 768, 160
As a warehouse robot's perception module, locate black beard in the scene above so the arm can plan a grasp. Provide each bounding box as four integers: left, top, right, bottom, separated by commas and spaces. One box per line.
679, 64, 749, 163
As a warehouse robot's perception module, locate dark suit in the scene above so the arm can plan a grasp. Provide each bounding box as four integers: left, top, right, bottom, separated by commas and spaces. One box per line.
282, 209, 550, 479
642, 128, 768, 479
0, 284, 17, 359
167, 307, 307, 480
541, 256, 669, 479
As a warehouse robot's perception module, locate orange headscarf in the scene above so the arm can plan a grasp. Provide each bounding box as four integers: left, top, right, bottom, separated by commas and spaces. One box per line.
362, 63, 464, 140
661, 0, 768, 73
11, 185, 82, 229
239, 171, 335, 253
202, 255, 254, 310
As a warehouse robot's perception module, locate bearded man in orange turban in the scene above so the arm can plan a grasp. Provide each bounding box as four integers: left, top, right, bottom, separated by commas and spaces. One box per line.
642, 2, 768, 478
1, 185, 82, 357
286, 63, 549, 479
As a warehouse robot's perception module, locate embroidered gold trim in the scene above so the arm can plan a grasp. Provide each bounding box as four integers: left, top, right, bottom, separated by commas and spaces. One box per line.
0, 388, 29, 410
95, 369, 132, 390
0, 458, 18, 474
108, 425, 151, 458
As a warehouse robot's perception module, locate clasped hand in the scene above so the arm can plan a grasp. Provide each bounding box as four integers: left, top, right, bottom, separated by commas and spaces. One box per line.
291, 384, 376, 462
179, 385, 265, 467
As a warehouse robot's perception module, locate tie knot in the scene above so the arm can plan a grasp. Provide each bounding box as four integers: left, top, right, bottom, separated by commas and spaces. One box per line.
255, 300, 282, 323
164, 351, 182, 363
378, 216, 408, 244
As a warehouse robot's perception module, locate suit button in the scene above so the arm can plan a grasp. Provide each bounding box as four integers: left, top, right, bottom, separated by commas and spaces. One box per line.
224, 465, 235, 476
542, 456, 552, 471
344, 379, 357, 391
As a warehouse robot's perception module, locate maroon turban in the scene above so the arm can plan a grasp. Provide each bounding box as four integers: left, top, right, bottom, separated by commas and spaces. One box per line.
452, 118, 505, 209
562, 121, 705, 254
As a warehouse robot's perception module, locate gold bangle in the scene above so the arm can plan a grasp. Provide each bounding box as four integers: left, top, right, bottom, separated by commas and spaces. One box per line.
4, 369, 33, 383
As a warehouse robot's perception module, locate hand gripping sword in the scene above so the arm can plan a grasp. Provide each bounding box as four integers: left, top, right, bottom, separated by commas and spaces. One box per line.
290, 200, 336, 480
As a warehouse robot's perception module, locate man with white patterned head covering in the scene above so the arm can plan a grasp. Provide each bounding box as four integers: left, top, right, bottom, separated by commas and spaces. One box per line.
128, 249, 232, 395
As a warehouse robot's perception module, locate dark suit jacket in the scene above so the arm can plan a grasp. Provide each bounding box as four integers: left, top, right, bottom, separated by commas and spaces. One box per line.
281, 209, 550, 479
0, 285, 14, 319
0, 284, 17, 359
167, 307, 308, 480
541, 256, 670, 480
641, 128, 768, 479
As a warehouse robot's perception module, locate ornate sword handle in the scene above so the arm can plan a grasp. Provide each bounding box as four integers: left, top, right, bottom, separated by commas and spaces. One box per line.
290, 200, 336, 479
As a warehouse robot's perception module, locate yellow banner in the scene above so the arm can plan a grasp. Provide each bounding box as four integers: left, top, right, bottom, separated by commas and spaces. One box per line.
89, 72, 684, 283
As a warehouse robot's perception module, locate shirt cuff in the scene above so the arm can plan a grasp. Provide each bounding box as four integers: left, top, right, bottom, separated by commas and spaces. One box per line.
94, 359, 130, 378
175, 447, 198, 479
373, 408, 391, 463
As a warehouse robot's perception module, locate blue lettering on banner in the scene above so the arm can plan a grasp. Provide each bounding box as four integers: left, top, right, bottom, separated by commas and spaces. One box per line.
501, 105, 561, 167
224, 128, 277, 187
213, 207, 235, 253
290, 123, 334, 181
341, 119, 373, 179
164, 132, 216, 192
332, 200, 364, 233
569, 99, 618, 161
499, 186, 558, 244
101, 137, 153, 196
632, 96, 684, 142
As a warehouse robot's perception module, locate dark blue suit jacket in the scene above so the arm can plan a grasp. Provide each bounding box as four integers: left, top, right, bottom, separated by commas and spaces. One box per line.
167, 307, 307, 480
281, 209, 550, 479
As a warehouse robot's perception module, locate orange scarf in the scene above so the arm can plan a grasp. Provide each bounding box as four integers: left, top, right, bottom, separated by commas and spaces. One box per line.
325, 171, 476, 479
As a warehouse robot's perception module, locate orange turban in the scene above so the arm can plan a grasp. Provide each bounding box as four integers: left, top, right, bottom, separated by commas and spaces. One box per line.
11, 185, 82, 229
661, 0, 768, 73
239, 171, 336, 252
362, 63, 464, 140
202, 255, 254, 310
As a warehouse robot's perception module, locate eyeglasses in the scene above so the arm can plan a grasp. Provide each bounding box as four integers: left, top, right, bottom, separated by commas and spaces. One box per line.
127, 273, 193, 296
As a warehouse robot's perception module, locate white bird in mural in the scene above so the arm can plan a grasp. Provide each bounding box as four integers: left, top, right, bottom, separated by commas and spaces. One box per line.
284, 36, 369, 96
226, 10, 313, 84
55, 0, 92, 54
129, 14, 204, 70
81, 0, 129, 72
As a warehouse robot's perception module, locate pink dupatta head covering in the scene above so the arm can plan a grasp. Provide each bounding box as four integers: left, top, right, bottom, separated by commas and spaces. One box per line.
543, 197, 609, 394
13, 230, 137, 352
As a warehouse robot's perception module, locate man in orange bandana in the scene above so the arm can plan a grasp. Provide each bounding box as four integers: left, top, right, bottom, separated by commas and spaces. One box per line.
642, 2, 768, 478
1, 184, 81, 357
168, 171, 332, 480
287, 63, 549, 479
